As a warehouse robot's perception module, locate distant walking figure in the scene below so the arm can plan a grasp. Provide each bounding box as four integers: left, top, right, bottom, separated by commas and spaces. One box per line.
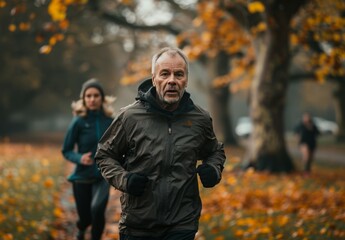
62, 78, 115, 240
294, 112, 320, 173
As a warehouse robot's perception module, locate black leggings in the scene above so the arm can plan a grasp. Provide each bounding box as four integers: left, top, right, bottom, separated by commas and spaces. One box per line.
120, 230, 196, 240
72, 179, 109, 240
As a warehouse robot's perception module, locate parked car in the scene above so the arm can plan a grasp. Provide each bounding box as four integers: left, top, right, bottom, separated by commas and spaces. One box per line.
312, 117, 339, 135
235, 117, 252, 138
234, 116, 338, 138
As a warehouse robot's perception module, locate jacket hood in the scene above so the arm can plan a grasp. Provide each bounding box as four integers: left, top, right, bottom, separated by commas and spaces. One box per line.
136, 78, 194, 115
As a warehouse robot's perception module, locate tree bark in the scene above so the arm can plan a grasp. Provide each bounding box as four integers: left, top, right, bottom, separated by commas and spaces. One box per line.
248, 9, 294, 172
207, 51, 237, 145
334, 80, 345, 142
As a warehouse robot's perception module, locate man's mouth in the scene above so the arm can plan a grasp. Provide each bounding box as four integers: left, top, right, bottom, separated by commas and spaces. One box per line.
165, 90, 178, 94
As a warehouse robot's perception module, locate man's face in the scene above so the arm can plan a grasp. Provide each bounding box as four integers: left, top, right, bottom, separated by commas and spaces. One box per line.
152, 53, 188, 110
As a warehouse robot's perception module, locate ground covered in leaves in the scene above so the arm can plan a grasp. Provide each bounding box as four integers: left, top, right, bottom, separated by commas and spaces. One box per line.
0, 141, 344, 240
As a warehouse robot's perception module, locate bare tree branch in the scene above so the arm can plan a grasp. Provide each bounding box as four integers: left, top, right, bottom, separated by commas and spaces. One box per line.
100, 12, 181, 35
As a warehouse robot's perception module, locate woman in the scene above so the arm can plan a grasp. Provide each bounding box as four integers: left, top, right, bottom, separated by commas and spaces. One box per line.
62, 78, 115, 240
294, 112, 320, 173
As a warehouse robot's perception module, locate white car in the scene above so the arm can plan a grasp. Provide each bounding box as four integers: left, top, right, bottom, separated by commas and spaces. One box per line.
234, 116, 338, 137
313, 117, 339, 135
235, 117, 252, 138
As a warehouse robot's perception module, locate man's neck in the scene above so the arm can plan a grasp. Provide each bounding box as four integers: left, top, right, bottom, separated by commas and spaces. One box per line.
156, 97, 179, 112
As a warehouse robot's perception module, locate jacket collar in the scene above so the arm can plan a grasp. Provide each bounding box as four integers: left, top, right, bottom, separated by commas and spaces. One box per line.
136, 79, 194, 116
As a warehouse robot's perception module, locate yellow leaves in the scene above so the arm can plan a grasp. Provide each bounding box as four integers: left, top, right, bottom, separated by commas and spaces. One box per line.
180, 1, 251, 60
278, 215, 289, 226
0, 0, 6, 8
19, 22, 31, 31
45, 0, 86, 54
53, 207, 63, 218
290, 33, 299, 45
248, 1, 265, 13
8, 24, 16, 32
201, 31, 213, 44
250, 22, 267, 35
43, 178, 54, 188
59, 19, 70, 30
198, 148, 345, 239
226, 175, 237, 186
2, 234, 13, 240
0, 143, 65, 239
31, 174, 41, 183
120, 57, 151, 85
311, 49, 345, 82
48, 0, 67, 21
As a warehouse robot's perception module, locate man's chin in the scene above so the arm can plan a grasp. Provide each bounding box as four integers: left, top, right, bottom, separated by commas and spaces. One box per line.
163, 98, 179, 105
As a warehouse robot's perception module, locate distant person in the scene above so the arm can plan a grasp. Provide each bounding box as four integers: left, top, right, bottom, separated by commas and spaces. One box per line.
95, 47, 226, 240
62, 78, 115, 240
294, 112, 320, 173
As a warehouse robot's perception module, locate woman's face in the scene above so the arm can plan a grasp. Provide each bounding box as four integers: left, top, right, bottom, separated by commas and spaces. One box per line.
84, 87, 103, 111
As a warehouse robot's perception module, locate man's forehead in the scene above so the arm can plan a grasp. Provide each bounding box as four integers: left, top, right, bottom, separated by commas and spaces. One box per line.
156, 53, 186, 69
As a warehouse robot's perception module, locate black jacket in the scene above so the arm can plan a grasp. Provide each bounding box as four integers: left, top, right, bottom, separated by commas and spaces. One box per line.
95, 80, 226, 236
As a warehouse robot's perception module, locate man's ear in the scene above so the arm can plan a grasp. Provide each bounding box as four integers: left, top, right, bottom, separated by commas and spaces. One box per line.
152, 75, 155, 87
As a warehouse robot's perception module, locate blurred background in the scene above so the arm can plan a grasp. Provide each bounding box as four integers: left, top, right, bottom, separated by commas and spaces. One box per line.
0, 0, 344, 163
1, 1, 345, 239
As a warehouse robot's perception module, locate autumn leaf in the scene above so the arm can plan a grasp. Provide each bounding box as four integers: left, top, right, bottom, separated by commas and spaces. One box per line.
8, 24, 16, 32
248, 1, 265, 13
0, 0, 6, 8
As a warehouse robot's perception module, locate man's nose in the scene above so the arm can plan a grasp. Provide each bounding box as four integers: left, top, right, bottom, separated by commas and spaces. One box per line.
167, 74, 177, 84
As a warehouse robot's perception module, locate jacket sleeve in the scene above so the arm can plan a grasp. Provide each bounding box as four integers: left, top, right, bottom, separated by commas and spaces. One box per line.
62, 117, 82, 164
95, 116, 129, 192
199, 116, 226, 184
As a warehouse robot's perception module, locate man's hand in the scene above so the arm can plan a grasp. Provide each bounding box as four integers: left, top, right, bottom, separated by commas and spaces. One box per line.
197, 164, 219, 188
126, 173, 149, 196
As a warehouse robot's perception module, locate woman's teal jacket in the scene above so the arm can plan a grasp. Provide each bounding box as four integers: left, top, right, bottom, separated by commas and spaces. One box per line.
62, 110, 113, 182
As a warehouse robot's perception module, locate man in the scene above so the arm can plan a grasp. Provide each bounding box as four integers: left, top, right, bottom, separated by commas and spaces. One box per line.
95, 47, 226, 240
294, 112, 319, 173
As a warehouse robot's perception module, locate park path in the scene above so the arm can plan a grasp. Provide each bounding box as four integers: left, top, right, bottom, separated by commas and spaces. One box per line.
54, 162, 122, 240
287, 143, 345, 166
54, 140, 345, 240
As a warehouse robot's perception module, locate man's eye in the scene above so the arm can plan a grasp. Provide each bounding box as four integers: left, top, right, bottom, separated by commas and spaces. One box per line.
175, 72, 184, 78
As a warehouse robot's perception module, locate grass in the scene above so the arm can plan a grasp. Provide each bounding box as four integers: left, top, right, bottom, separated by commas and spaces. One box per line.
0, 137, 344, 240
197, 145, 345, 240
0, 142, 65, 240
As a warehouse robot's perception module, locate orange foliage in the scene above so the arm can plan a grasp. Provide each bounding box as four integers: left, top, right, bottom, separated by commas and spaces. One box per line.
120, 57, 151, 85
0, 143, 65, 239
247, 1, 265, 14
180, 1, 251, 61
198, 148, 345, 239
292, 0, 345, 82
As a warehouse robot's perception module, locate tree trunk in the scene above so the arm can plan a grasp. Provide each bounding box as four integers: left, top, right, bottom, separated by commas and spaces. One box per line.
207, 51, 237, 145
334, 80, 345, 142
247, 13, 294, 172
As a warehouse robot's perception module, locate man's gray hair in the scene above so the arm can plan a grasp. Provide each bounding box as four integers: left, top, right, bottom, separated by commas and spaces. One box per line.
151, 47, 189, 75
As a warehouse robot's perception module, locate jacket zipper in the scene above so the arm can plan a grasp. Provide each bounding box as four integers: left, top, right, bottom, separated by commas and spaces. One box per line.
158, 119, 173, 223
96, 114, 101, 140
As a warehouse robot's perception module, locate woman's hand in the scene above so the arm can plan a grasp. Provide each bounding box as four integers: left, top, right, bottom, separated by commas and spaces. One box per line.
80, 152, 94, 165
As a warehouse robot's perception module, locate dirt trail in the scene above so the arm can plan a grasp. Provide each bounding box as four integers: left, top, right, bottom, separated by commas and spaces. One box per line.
54, 164, 122, 240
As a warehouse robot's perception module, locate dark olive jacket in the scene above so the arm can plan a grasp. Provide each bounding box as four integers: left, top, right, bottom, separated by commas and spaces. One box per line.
95, 80, 225, 237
